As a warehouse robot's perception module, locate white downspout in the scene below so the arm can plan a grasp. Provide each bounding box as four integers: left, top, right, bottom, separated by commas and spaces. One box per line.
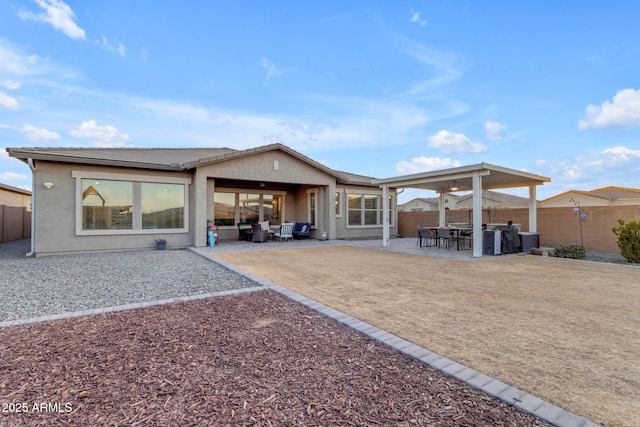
26, 158, 35, 257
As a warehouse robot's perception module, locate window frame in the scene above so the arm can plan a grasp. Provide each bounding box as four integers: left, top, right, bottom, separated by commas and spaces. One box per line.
72, 171, 191, 236
345, 190, 394, 229
213, 187, 287, 227
335, 191, 342, 217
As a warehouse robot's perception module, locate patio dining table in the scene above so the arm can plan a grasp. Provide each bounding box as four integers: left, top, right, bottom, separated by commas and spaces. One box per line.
435, 227, 473, 251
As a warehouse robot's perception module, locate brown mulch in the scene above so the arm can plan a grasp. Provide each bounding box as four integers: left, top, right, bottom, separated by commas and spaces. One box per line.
0, 290, 550, 426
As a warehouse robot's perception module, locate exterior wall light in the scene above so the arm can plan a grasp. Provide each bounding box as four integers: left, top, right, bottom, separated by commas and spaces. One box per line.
43, 182, 54, 189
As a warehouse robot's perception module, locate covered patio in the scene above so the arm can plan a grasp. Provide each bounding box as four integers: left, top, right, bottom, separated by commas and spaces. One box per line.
374, 163, 551, 257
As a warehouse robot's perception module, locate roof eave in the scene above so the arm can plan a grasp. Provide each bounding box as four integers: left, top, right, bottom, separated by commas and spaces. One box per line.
7, 149, 181, 171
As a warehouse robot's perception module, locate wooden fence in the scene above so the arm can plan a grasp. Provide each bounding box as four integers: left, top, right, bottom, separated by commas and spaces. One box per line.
399, 205, 640, 254
0, 205, 31, 244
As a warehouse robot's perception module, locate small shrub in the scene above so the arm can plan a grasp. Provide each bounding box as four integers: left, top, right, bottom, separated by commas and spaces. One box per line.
554, 244, 586, 259
612, 219, 640, 263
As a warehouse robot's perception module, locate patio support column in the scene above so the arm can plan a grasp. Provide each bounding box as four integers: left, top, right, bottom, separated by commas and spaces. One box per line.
439, 192, 447, 226
382, 185, 389, 247
193, 168, 208, 247
472, 171, 483, 257
327, 182, 336, 240
529, 184, 538, 232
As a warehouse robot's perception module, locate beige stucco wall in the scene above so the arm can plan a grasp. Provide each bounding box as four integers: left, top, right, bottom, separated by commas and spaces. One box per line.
0, 188, 31, 209
540, 193, 640, 208
32, 161, 194, 255
29, 150, 396, 253
335, 185, 398, 240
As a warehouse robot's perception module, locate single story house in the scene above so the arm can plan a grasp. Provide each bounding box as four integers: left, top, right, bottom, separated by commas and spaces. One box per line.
455, 190, 534, 210
0, 182, 31, 210
6, 143, 398, 256
397, 194, 460, 212
540, 186, 640, 208
399, 190, 532, 212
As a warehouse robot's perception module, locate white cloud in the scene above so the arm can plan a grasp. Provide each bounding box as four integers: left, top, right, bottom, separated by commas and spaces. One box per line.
21, 124, 61, 141
0, 91, 19, 110
395, 156, 461, 175
601, 146, 640, 163
1, 80, 21, 90
585, 53, 605, 62
534, 159, 547, 167
261, 58, 282, 80
96, 35, 126, 58
69, 120, 132, 147
579, 88, 640, 130
395, 41, 462, 97
554, 145, 640, 182
410, 11, 428, 26
485, 121, 506, 141
0, 171, 28, 181
427, 130, 487, 154
18, 0, 85, 40
0, 41, 50, 76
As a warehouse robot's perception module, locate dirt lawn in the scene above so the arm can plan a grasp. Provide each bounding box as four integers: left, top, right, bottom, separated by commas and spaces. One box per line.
216, 245, 640, 427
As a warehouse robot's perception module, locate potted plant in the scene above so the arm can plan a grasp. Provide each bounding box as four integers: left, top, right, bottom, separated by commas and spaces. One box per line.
155, 237, 167, 250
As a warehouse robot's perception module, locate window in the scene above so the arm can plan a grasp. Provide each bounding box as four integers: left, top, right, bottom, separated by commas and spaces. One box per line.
263, 194, 283, 224
213, 190, 285, 226
82, 180, 132, 230
364, 195, 378, 225
214, 192, 235, 226
348, 194, 362, 226
239, 193, 260, 224
335, 192, 342, 217
73, 171, 190, 235
347, 193, 394, 227
308, 191, 316, 225
141, 183, 184, 229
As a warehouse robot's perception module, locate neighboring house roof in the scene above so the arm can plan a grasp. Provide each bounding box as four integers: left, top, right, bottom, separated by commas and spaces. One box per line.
6, 143, 373, 186
0, 182, 31, 196
456, 190, 533, 205
584, 186, 640, 200
541, 186, 640, 203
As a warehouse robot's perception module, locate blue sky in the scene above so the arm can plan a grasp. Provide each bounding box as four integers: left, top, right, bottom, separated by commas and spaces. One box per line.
1, 0, 639, 202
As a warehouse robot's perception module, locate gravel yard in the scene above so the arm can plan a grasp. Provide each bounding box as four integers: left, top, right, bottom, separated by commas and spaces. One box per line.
0, 240, 258, 322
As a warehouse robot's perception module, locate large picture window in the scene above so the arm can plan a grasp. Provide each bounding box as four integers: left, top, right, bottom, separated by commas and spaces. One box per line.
73, 171, 190, 235
141, 183, 184, 229
82, 180, 132, 230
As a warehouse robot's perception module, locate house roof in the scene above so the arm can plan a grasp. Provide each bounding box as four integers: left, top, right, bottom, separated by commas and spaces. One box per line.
0, 182, 31, 196
456, 190, 532, 205
6, 146, 235, 171
399, 197, 440, 206
541, 186, 640, 202
6, 143, 371, 186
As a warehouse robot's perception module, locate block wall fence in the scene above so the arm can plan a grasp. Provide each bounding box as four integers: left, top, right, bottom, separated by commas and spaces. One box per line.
0, 205, 31, 244
398, 205, 640, 254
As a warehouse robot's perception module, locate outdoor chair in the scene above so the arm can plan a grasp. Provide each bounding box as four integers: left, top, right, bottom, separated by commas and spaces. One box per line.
458, 229, 473, 250
416, 226, 436, 247
437, 228, 453, 250
237, 223, 253, 241
292, 222, 311, 239
251, 223, 270, 243
274, 223, 294, 241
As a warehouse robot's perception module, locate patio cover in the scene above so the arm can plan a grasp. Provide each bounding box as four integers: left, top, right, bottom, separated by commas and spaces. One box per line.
373, 163, 551, 257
